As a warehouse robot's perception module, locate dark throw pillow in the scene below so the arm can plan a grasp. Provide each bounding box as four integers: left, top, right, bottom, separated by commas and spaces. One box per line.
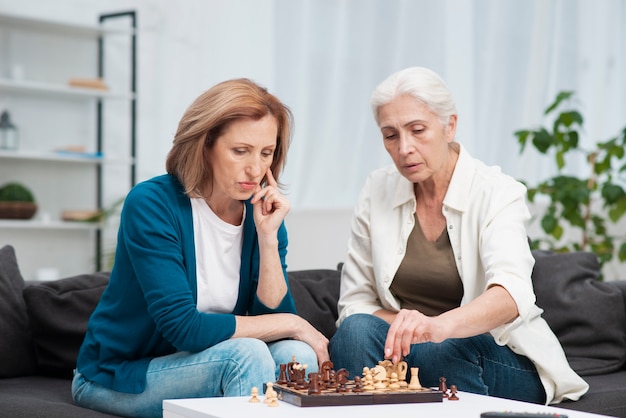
0, 245, 37, 377
288, 269, 341, 340
22, 272, 109, 378
531, 250, 626, 376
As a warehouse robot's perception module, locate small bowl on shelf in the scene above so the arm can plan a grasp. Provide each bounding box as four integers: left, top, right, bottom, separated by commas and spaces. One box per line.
0, 202, 38, 219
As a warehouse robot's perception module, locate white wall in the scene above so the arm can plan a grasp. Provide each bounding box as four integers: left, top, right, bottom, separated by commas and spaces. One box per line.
1, 0, 625, 279
286, 208, 353, 271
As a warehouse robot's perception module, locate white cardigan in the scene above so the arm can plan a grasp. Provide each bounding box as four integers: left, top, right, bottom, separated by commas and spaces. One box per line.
337, 144, 589, 404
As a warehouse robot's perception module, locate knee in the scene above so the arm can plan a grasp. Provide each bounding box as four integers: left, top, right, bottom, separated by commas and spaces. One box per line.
333, 314, 386, 344
270, 340, 318, 373
228, 338, 275, 371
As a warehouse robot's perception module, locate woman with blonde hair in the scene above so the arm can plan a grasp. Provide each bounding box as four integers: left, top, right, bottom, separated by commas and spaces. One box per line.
73, 78, 328, 418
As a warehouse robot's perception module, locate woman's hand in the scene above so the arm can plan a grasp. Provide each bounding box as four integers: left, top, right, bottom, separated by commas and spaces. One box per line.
250, 168, 290, 237
383, 285, 518, 363
234, 313, 330, 367
383, 309, 451, 364
290, 315, 331, 366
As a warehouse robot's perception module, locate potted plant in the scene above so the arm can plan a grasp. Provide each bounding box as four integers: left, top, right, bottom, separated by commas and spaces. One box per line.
0, 182, 37, 219
514, 91, 626, 276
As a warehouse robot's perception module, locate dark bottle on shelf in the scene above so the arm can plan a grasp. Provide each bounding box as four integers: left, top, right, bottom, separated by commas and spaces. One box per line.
0, 110, 19, 150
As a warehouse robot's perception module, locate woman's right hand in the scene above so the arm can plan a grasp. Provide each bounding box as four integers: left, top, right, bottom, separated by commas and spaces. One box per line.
289, 314, 330, 366
233, 313, 330, 367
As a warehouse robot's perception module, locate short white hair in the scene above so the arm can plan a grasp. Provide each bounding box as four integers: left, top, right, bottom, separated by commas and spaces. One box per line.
370, 67, 457, 126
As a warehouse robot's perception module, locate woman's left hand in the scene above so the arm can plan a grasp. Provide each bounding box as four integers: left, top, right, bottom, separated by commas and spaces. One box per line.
251, 168, 290, 236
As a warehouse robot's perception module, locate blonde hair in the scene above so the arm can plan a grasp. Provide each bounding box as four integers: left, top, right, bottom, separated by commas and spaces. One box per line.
166, 78, 293, 197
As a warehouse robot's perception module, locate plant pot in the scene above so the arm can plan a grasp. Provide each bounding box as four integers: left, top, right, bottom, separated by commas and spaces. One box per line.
0, 202, 37, 219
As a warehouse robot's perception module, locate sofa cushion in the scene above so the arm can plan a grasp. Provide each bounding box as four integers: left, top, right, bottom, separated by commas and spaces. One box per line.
532, 250, 626, 376
0, 376, 121, 417
22, 272, 109, 378
0, 245, 37, 377
288, 268, 341, 340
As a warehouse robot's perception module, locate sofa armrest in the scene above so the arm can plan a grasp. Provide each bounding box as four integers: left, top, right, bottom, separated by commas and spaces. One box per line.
611, 280, 626, 312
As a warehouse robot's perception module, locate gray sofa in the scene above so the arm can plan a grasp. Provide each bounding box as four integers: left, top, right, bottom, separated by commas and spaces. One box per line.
1, 244, 625, 417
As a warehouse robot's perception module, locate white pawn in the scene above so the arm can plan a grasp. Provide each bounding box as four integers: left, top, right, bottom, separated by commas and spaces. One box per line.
388, 372, 400, 389
249, 386, 260, 403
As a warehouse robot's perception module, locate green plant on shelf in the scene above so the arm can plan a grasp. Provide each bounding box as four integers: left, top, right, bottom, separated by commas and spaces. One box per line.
0, 182, 35, 202
514, 91, 626, 274
0, 182, 38, 220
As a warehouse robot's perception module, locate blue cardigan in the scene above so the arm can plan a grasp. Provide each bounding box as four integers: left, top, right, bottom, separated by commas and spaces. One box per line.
76, 174, 296, 394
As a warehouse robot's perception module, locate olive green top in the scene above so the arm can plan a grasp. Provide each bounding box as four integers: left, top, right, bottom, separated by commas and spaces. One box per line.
390, 214, 463, 316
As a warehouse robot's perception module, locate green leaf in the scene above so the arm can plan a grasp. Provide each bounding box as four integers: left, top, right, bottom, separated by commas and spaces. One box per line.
533, 128, 553, 153
515, 130, 531, 153
619, 242, 626, 262
563, 110, 583, 127
556, 150, 565, 170
601, 183, 626, 204
607, 196, 626, 222
568, 130, 579, 149
553, 224, 564, 240
545, 91, 574, 115
541, 213, 558, 235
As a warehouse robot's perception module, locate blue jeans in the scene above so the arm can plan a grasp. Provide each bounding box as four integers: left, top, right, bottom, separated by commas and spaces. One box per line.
72, 338, 317, 418
329, 314, 546, 404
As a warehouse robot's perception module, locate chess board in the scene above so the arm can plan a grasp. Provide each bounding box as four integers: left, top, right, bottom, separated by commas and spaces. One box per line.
272, 382, 443, 407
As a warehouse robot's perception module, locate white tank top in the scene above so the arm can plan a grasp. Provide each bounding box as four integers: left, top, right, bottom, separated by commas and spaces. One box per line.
190, 198, 243, 313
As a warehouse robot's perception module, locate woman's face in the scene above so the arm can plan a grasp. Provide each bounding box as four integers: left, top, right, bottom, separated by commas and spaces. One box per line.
377, 94, 456, 184
208, 114, 278, 201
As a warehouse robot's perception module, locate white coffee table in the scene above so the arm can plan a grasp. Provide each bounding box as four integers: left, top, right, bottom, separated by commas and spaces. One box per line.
163, 391, 614, 418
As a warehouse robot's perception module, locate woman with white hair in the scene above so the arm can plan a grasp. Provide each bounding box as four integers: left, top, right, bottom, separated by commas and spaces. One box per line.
329, 67, 588, 405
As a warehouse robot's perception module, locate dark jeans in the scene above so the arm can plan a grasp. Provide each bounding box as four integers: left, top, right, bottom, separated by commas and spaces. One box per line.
329, 313, 546, 404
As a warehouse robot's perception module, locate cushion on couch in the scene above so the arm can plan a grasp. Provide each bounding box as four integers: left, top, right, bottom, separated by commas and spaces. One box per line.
531, 250, 626, 376
288, 268, 341, 340
22, 272, 110, 378
0, 245, 37, 377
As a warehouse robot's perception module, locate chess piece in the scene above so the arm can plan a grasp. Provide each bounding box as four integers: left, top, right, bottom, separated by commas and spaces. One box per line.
372, 365, 388, 389
277, 364, 288, 385
336, 368, 350, 392
264, 382, 277, 404
307, 372, 323, 395
363, 369, 375, 391
439, 377, 449, 398
395, 361, 408, 387
448, 385, 459, 400
352, 376, 365, 393
249, 387, 260, 403
388, 371, 400, 389
287, 356, 299, 386
321, 360, 334, 384
378, 359, 393, 379
407, 367, 422, 390
294, 363, 308, 390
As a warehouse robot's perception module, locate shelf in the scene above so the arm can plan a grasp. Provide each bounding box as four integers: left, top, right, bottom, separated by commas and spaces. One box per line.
0, 149, 135, 165
0, 149, 102, 164
0, 219, 101, 230
0, 13, 134, 37
0, 10, 137, 275
0, 78, 134, 100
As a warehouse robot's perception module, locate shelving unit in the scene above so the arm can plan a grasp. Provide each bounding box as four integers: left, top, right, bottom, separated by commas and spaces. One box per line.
0, 11, 137, 279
